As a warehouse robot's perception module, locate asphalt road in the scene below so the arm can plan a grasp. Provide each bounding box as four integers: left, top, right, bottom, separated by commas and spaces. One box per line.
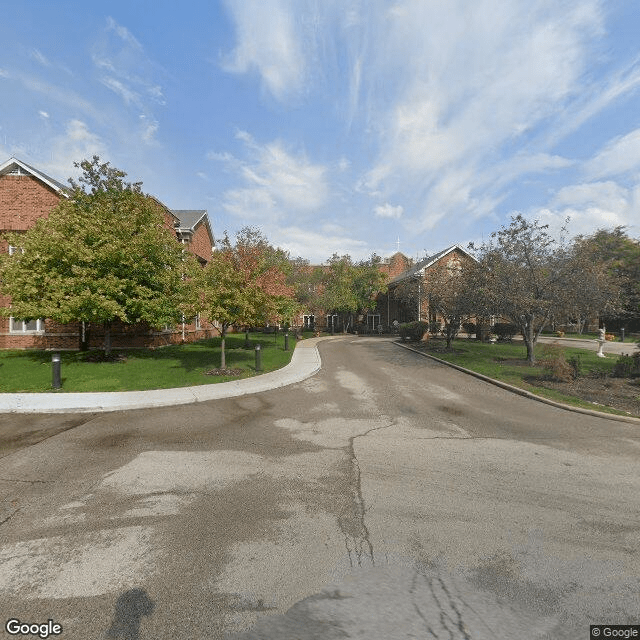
1, 337, 639, 639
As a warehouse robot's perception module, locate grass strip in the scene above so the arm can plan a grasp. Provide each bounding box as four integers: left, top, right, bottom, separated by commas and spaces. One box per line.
0, 333, 295, 392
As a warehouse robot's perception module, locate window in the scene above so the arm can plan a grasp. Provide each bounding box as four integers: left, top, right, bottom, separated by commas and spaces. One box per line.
195, 313, 201, 330
10, 317, 45, 334
326, 314, 338, 330
367, 314, 381, 330
303, 315, 315, 330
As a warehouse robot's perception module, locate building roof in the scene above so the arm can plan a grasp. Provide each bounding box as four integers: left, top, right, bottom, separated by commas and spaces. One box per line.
389, 244, 477, 284
0, 157, 70, 196
171, 209, 208, 229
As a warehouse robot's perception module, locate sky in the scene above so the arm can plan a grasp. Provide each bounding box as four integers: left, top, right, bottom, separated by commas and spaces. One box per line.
1, 1, 639, 263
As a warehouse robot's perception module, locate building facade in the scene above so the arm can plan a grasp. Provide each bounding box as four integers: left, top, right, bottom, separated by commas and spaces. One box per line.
0, 157, 217, 350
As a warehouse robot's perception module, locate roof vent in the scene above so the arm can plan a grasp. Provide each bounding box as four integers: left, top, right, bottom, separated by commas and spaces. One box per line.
8, 165, 27, 176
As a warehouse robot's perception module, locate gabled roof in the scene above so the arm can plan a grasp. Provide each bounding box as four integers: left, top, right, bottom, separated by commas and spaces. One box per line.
0, 157, 70, 197
172, 209, 207, 229
171, 209, 215, 249
390, 244, 477, 284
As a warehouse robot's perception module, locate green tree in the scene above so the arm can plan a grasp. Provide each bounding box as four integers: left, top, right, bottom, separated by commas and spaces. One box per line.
470, 215, 623, 364
0, 156, 191, 354
196, 227, 296, 369
469, 215, 572, 365
321, 254, 388, 332
572, 227, 640, 330
421, 258, 476, 348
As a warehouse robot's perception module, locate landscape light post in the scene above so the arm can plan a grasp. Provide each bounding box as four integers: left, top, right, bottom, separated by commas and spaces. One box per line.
284, 332, 289, 351
255, 343, 262, 372
52, 353, 61, 389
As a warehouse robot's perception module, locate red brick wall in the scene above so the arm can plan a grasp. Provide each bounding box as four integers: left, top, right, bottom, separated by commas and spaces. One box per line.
188, 223, 213, 264
379, 252, 412, 279
0, 174, 62, 232
0, 171, 221, 350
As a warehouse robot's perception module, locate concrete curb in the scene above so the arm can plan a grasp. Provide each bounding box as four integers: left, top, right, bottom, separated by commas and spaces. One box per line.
0, 338, 327, 414
394, 341, 640, 425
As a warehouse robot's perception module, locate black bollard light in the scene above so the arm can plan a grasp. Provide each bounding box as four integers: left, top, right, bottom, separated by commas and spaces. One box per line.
245, 330, 250, 348
274, 326, 278, 343
621, 328, 625, 342
52, 353, 61, 389
255, 343, 263, 372
284, 332, 289, 351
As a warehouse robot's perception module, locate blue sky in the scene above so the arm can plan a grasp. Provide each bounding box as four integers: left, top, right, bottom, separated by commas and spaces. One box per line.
1, 1, 639, 262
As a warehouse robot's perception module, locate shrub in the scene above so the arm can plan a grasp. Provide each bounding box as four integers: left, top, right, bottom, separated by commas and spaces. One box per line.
540, 343, 574, 382
605, 333, 616, 341
428, 321, 442, 335
463, 322, 476, 336
493, 323, 519, 342
556, 330, 565, 338
567, 355, 582, 379
398, 321, 430, 342
612, 352, 640, 378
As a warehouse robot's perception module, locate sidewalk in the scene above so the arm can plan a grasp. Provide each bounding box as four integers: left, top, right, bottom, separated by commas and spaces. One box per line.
0, 338, 325, 414
519, 335, 637, 356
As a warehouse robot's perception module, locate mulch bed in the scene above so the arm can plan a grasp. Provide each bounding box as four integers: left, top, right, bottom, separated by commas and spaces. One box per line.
526, 376, 640, 417
203, 368, 245, 376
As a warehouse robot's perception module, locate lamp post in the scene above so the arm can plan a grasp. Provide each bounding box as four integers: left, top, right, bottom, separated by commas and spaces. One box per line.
52, 353, 61, 389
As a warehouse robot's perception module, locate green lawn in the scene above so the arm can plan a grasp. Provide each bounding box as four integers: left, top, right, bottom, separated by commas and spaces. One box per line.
408, 338, 633, 416
0, 333, 296, 392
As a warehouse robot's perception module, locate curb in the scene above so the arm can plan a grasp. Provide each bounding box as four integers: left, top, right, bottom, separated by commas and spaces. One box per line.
0, 338, 327, 414
394, 341, 640, 425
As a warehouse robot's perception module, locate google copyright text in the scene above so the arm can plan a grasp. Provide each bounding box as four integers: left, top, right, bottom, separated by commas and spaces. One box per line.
591, 626, 640, 639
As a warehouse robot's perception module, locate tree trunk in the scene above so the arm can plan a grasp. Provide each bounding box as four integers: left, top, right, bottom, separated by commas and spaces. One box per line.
104, 322, 112, 356
524, 318, 536, 365
79, 321, 90, 351
220, 327, 227, 369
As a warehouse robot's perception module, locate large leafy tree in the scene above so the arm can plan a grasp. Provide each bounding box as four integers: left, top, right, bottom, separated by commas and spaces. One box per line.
196, 227, 296, 369
320, 254, 388, 332
470, 215, 622, 364
421, 257, 477, 348
572, 227, 640, 330
0, 156, 192, 354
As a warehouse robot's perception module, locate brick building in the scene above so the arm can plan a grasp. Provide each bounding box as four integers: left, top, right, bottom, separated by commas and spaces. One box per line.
0, 157, 217, 350
377, 245, 478, 327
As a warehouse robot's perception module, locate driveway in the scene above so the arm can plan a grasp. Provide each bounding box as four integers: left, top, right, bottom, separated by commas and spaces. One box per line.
1, 337, 638, 639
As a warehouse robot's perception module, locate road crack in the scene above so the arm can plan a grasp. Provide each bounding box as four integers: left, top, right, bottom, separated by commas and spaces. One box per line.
338, 420, 396, 568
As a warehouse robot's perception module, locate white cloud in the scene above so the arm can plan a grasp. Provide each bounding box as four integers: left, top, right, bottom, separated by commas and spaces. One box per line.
30, 49, 51, 67
38, 111, 49, 119
528, 180, 640, 239
219, 133, 329, 223
272, 226, 369, 262
221, 0, 311, 100
584, 128, 640, 179
100, 77, 140, 106
41, 120, 107, 179
92, 17, 165, 143
374, 202, 403, 219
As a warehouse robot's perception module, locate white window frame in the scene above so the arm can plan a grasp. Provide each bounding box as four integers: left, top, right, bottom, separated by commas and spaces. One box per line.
326, 314, 338, 330
9, 317, 45, 334
195, 313, 201, 330
367, 314, 381, 330
303, 314, 315, 329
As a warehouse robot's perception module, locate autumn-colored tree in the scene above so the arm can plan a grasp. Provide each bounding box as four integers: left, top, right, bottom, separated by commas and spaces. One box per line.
0, 156, 192, 354
197, 227, 297, 369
